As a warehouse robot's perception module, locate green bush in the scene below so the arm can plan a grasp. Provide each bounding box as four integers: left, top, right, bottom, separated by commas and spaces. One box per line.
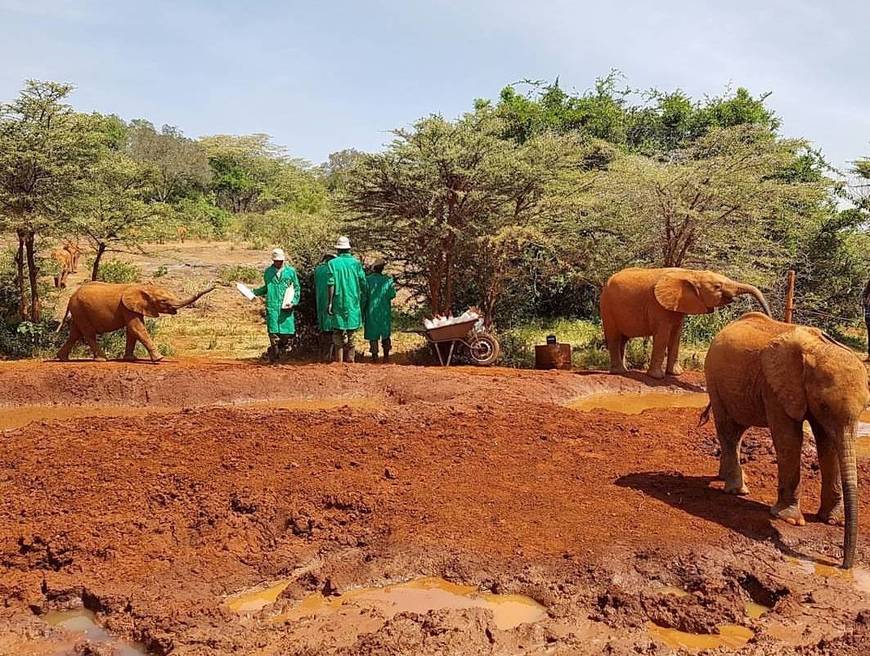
0, 320, 63, 358
218, 264, 261, 285
96, 259, 141, 283
174, 196, 232, 239
154, 265, 168, 278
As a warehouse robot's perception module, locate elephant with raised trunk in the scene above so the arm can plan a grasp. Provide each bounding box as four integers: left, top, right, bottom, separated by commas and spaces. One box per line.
57, 282, 214, 362
600, 267, 771, 379
705, 312, 869, 568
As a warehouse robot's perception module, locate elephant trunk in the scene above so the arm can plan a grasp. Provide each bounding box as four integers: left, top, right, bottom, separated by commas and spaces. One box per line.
171, 286, 216, 310
734, 283, 772, 317
839, 426, 859, 569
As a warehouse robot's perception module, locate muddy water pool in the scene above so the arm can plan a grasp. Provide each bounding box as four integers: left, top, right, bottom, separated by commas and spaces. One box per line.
44, 608, 148, 655
570, 391, 709, 414
230, 576, 546, 631
647, 622, 754, 652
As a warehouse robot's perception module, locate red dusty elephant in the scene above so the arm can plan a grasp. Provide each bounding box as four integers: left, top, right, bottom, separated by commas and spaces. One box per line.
57, 281, 214, 362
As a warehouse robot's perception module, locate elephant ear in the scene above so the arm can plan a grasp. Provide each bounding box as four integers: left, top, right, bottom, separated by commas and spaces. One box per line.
654, 271, 707, 314
761, 330, 810, 420
121, 285, 161, 318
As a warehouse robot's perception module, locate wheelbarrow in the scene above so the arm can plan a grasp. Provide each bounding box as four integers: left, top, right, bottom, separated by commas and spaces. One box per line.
417, 318, 500, 367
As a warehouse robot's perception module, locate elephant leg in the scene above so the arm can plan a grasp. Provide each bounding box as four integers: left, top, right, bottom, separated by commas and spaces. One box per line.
666, 318, 684, 376
809, 417, 844, 526
646, 326, 670, 379
126, 317, 162, 362
604, 321, 627, 374
769, 413, 806, 526
83, 332, 107, 361
714, 406, 749, 495
57, 324, 82, 361
123, 330, 138, 361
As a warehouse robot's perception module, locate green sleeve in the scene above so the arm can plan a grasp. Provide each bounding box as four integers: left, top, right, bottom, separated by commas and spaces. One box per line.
327, 262, 335, 287
387, 277, 397, 300
359, 264, 369, 308
252, 271, 267, 296
291, 269, 301, 305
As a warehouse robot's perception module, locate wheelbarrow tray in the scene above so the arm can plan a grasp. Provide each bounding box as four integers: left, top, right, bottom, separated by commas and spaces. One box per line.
424, 318, 480, 343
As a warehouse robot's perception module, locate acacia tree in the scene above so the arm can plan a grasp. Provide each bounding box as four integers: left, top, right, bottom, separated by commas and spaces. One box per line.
0, 81, 105, 321
342, 108, 585, 316
854, 152, 870, 213
586, 125, 830, 285
72, 151, 157, 279
127, 120, 211, 203
200, 134, 283, 213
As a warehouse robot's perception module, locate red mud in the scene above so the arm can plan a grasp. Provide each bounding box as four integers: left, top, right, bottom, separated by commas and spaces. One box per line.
1, 360, 869, 654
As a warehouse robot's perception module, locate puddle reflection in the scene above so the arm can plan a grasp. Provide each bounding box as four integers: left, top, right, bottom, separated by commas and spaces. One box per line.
271, 576, 546, 631
44, 608, 148, 656
570, 392, 708, 415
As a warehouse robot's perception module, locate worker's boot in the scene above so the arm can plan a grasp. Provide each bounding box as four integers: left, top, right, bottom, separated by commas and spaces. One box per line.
382, 338, 391, 364
346, 344, 355, 363
335, 345, 344, 364
370, 340, 379, 363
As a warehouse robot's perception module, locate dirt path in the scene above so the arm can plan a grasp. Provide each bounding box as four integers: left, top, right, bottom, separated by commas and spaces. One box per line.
1, 361, 868, 655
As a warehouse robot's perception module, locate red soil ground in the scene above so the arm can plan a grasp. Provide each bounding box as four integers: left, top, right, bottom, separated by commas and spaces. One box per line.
0, 360, 868, 655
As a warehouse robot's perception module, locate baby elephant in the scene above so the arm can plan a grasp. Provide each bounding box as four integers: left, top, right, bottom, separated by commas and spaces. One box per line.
57, 281, 214, 362
705, 312, 869, 568
600, 267, 770, 379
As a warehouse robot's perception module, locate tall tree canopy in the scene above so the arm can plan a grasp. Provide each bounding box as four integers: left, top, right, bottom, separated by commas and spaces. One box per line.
342, 107, 587, 315
492, 74, 778, 154
0, 81, 109, 320
127, 120, 211, 203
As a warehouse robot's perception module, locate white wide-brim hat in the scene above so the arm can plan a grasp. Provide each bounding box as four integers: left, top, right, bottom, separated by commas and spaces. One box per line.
335, 236, 351, 250
271, 248, 286, 261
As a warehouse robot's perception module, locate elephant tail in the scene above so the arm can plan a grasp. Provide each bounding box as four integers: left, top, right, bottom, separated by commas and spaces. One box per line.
698, 403, 712, 427
56, 304, 71, 333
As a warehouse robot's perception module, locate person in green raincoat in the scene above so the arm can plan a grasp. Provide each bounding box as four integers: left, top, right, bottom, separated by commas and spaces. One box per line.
364, 259, 396, 362
327, 236, 367, 363
253, 248, 301, 362
313, 253, 335, 362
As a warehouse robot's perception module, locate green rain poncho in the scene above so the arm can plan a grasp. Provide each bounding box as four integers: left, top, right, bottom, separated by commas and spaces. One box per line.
253, 264, 301, 334
314, 261, 333, 332
364, 272, 396, 341
327, 252, 367, 330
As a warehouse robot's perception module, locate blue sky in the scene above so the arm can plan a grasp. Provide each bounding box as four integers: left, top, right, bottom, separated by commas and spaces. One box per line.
1, 0, 868, 173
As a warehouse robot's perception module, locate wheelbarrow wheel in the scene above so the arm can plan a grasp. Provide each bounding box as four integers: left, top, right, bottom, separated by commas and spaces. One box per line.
468, 333, 499, 366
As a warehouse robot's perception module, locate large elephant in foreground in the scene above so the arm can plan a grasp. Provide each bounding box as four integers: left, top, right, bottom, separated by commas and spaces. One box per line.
705, 312, 869, 568
57, 282, 214, 362
600, 268, 771, 378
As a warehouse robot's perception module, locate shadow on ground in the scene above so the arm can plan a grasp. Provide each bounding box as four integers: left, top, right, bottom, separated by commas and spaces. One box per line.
616, 471, 819, 562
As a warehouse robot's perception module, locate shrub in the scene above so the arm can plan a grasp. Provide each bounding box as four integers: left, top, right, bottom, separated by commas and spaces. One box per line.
218, 264, 261, 286
0, 320, 62, 358
174, 196, 232, 239
96, 259, 141, 283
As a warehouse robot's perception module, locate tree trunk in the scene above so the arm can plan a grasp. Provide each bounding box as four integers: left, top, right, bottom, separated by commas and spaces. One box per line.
14, 232, 26, 321
444, 247, 454, 314
24, 231, 39, 322
91, 242, 107, 281
428, 256, 443, 315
